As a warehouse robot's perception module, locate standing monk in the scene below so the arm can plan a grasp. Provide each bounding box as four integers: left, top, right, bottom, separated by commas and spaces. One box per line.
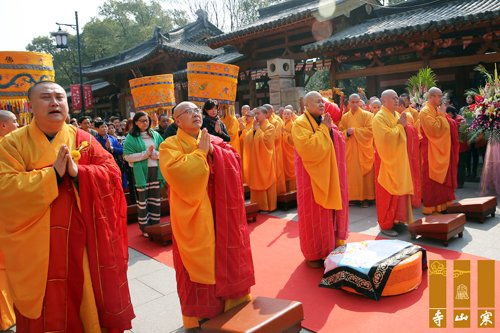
400, 93, 420, 122
159, 102, 254, 329
373, 90, 414, 236
338, 94, 375, 207
238, 106, 253, 184
0, 81, 134, 332
281, 108, 296, 191
221, 106, 241, 155
397, 98, 422, 207
244, 107, 277, 211
0, 110, 17, 331
419, 87, 459, 214
292, 91, 349, 268
263, 104, 286, 195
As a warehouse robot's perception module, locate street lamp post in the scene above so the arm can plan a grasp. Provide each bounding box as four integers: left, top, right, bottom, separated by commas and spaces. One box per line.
51, 11, 85, 114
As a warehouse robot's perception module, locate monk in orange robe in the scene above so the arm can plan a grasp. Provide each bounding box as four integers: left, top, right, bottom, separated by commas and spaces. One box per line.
238, 106, 254, 185
0, 81, 134, 332
373, 90, 414, 237
397, 98, 422, 208
281, 108, 296, 191
244, 106, 277, 211
400, 93, 420, 123
369, 98, 382, 114
263, 104, 286, 194
292, 91, 349, 268
338, 94, 375, 207
221, 106, 241, 155
0, 110, 18, 331
420, 87, 459, 214
159, 102, 254, 329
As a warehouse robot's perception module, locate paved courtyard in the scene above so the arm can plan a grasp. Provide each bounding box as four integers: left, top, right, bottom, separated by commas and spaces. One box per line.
3, 181, 498, 333
124, 181, 499, 333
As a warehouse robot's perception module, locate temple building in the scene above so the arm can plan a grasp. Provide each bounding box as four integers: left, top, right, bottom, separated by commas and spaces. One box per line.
79, 0, 500, 117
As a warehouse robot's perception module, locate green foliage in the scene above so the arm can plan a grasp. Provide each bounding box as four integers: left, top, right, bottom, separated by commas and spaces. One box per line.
305, 69, 330, 92
406, 67, 437, 105
26, 0, 188, 87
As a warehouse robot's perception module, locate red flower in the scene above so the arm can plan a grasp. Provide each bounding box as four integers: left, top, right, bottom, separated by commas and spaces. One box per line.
474, 95, 484, 104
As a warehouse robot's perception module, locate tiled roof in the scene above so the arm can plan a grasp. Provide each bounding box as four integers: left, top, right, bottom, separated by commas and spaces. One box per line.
303, 0, 500, 53
207, 0, 352, 46
82, 11, 224, 76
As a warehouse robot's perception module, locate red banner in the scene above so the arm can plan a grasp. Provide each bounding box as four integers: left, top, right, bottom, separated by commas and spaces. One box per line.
83, 84, 93, 109
70, 84, 82, 110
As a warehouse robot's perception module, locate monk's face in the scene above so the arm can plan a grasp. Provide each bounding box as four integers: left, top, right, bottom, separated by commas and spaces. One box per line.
255, 110, 267, 123
175, 103, 202, 131
29, 82, 69, 129
282, 110, 292, 122
402, 97, 410, 108
241, 107, 250, 117
348, 98, 360, 111
0, 113, 19, 136
428, 90, 443, 107
382, 92, 399, 111
246, 111, 254, 123
305, 94, 325, 117
371, 103, 381, 114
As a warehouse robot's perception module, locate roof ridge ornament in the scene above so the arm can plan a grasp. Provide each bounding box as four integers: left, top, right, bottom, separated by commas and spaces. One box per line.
196, 9, 208, 22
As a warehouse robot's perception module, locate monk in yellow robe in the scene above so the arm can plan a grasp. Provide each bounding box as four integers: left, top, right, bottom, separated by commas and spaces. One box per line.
244, 106, 277, 211
400, 93, 419, 122
373, 90, 414, 237
0, 110, 17, 331
292, 91, 349, 267
263, 104, 286, 194
0, 81, 134, 332
159, 102, 254, 329
238, 108, 255, 185
221, 106, 241, 155
338, 94, 375, 207
420, 87, 459, 214
281, 108, 296, 191
369, 99, 381, 114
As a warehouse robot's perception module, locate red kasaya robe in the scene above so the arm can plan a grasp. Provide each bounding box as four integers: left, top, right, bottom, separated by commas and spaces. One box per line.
405, 122, 422, 208
420, 115, 459, 210
294, 121, 349, 261
1, 127, 134, 332
164, 134, 255, 318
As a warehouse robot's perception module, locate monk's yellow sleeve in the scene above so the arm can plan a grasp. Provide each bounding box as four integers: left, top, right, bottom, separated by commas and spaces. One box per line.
420, 109, 449, 139
338, 113, 348, 137
292, 122, 332, 163
159, 136, 215, 284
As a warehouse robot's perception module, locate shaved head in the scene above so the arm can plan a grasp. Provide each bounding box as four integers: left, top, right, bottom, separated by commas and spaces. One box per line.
0, 110, 19, 136
349, 93, 361, 101
380, 89, 399, 111
304, 91, 325, 116
173, 101, 197, 118
427, 86, 443, 107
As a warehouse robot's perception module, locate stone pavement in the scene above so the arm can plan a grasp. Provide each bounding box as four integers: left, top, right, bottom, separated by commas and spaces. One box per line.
3, 181, 497, 333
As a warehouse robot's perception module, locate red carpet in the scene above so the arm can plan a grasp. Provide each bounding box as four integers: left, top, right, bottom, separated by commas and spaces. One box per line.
128, 215, 499, 332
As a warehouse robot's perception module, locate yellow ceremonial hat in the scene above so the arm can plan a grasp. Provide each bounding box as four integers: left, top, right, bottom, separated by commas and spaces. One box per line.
129, 74, 176, 116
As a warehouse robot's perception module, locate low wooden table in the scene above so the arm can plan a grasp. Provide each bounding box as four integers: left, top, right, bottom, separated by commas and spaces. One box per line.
144, 222, 172, 246
408, 213, 466, 247
446, 196, 497, 223
245, 202, 260, 223
201, 296, 303, 333
277, 191, 297, 211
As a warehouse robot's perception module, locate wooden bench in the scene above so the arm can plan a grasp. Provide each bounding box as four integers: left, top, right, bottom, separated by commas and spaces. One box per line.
245, 202, 260, 223
201, 297, 303, 333
446, 196, 497, 223
408, 213, 466, 246
277, 191, 297, 211
144, 221, 172, 245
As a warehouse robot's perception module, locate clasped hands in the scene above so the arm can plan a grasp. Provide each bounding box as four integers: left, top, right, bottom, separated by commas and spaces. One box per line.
53, 145, 78, 178
198, 128, 214, 155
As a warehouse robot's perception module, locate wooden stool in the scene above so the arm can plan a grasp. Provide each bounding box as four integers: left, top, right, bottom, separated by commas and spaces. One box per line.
243, 184, 250, 200
144, 222, 172, 245
245, 202, 260, 223
201, 297, 303, 333
446, 196, 497, 223
408, 214, 466, 246
277, 191, 297, 211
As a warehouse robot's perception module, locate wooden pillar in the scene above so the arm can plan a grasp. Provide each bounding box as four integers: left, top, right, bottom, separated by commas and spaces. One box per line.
329, 58, 338, 88
366, 76, 377, 97
456, 66, 467, 105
